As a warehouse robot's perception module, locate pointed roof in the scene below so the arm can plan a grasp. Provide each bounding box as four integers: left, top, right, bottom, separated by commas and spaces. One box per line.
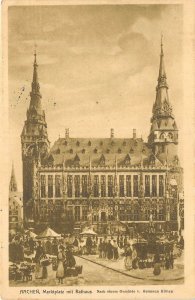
29, 50, 43, 115
74, 153, 80, 162
152, 36, 173, 120
158, 35, 167, 85
37, 227, 61, 238
31, 50, 41, 96
9, 163, 17, 192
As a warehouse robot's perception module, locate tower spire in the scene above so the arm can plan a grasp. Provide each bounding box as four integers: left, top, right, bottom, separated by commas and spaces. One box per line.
9, 163, 18, 192
148, 37, 178, 164
29, 48, 43, 115
158, 34, 167, 86
31, 47, 41, 96
152, 36, 172, 119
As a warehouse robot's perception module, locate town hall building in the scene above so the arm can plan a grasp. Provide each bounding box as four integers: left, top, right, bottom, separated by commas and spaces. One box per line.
21, 40, 184, 235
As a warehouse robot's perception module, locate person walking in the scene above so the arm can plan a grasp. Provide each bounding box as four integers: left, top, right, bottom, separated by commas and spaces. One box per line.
34, 241, 44, 263
56, 246, 65, 284
165, 253, 170, 270
132, 245, 138, 269
86, 236, 93, 255
106, 240, 113, 260
169, 251, 174, 269
124, 244, 132, 270
153, 251, 161, 275
29, 237, 35, 254
98, 239, 103, 258
40, 254, 49, 279
113, 240, 119, 260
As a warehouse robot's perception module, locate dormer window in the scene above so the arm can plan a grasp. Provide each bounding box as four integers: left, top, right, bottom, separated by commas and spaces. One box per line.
76, 141, 80, 146
74, 154, 80, 166
99, 154, 105, 166
130, 148, 134, 154
64, 141, 68, 146
88, 141, 91, 146
124, 154, 131, 165
94, 148, 98, 153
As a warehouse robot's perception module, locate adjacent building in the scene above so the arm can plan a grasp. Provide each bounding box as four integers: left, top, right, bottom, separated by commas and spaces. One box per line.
9, 164, 23, 231
21, 40, 183, 234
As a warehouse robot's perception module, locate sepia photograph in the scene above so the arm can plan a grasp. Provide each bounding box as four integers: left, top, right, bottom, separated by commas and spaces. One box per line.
3, 1, 191, 293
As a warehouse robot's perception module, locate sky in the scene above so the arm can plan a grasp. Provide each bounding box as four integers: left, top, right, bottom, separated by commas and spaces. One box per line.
8, 4, 183, 191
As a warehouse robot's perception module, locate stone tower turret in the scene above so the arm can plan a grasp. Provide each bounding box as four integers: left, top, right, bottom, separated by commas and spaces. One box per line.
148, 37, 179, 165
21, 51, 49, 223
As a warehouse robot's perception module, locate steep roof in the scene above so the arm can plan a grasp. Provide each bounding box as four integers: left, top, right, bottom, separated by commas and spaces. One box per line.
48, 137, 153, 167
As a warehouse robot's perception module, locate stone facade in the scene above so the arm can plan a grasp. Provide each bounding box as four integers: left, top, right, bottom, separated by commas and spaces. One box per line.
21, 42, 183, 234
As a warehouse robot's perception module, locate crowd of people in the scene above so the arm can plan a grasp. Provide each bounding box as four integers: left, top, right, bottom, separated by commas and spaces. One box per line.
9, 233, 80, 283
9, 230, 184, 282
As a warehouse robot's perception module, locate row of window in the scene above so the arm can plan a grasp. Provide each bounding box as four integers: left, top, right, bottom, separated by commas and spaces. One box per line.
40, 174, 164, 198
39, 206, 177, 222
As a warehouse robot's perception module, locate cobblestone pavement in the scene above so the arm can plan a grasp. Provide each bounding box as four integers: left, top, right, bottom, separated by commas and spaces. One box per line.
79, 254, 184, 282
10, 256, 184, 287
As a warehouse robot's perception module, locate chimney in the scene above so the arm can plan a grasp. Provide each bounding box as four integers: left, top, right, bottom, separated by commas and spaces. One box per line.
110, 128, 114, 138
133, 128, 136, 139
65, 128, 69, 138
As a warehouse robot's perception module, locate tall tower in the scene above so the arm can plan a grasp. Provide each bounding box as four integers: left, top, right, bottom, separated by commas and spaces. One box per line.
148, 37, 179, 165
9, 163, 17, 192
21, 51, 49, 223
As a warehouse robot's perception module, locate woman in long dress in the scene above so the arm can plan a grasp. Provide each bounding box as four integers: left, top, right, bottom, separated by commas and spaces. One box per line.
56, 247, 65, 284
132, 245, 138, 269
40, 254, 49, 279
113, 240, 119, 260
124, 244, 132, 270
107, 241, 113, 260
35, 242, 44, 279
